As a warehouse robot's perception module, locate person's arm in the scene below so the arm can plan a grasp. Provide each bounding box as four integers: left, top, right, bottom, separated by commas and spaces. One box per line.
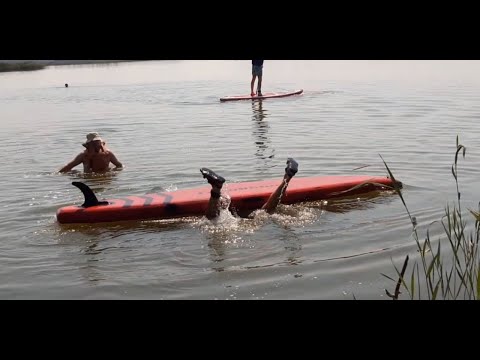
59, 153, 84, 173
110, 152, 123, 169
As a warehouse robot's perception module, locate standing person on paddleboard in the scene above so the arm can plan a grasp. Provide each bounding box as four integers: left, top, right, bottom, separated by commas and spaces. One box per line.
251, 60, 264, 97
59, 132, 123, 173
200, 158, 298, 220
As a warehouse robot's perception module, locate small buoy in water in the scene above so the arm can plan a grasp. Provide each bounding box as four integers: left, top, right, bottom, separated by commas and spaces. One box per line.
65, 83, 68, 88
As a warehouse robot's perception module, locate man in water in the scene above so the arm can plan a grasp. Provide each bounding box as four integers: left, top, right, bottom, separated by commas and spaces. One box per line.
251, 60, 264, 97
200, 158, 298, 220
59, 132, 123, 173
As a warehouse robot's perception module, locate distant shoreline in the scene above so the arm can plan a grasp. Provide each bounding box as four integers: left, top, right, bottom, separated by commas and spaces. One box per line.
0, 60, 140, 72
0, 62, 46, 72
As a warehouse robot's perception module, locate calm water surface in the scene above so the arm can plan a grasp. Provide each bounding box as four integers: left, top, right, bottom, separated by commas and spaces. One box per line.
1, 60, 479, 299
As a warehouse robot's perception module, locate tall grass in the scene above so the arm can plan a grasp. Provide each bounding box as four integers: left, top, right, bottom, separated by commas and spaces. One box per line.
382, 136, 480, 300
0, 63, 45, 72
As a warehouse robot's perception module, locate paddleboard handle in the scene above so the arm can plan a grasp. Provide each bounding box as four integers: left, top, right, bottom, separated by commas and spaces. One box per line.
72, 181, 109, 208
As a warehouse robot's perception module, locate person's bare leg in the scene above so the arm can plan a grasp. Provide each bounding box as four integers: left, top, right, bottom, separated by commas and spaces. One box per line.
257, 75, 263, 96
200, 168, 226, 220
261, 158, 298, 214
251, 75, 257, 96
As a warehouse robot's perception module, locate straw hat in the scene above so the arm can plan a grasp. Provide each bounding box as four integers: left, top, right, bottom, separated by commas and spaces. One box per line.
82, 132, 104, 147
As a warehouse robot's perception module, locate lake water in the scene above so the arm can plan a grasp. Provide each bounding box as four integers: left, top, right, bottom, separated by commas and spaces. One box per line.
1, 60, 479, 299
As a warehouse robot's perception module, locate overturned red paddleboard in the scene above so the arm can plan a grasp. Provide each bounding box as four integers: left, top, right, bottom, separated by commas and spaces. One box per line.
220, 89, 303, 102
56, 175, 399, 224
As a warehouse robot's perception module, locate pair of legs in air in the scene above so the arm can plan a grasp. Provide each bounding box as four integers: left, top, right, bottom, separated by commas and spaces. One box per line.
200, 158, 298, 220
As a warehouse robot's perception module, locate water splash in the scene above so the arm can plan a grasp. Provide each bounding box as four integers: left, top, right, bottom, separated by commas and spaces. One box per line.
277, 178, 289, 201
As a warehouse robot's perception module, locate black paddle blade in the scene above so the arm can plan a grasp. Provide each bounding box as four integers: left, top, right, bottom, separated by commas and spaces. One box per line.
200, 168, 225, 187
72, 181, 109, 208
285, 158, 298, 177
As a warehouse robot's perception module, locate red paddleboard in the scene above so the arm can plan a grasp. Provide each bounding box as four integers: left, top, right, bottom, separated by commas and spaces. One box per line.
220, 89, 303, 102
56, 175, 400, 224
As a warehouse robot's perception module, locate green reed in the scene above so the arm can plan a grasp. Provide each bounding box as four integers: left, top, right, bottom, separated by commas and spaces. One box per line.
382, 136, 480, 300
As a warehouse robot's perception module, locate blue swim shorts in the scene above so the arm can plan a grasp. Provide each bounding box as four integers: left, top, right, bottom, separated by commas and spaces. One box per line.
252, 65, 263, 76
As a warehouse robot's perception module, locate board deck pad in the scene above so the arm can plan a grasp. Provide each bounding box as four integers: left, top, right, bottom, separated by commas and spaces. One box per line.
56, 175, 397, 224
220, 89, 303, 102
